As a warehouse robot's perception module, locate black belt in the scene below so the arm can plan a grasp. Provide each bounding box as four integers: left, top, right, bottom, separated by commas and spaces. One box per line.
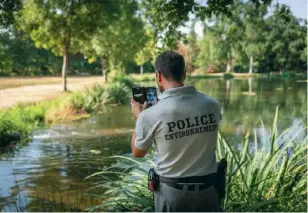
158, 173, 216, 191
163, 182, 213, 191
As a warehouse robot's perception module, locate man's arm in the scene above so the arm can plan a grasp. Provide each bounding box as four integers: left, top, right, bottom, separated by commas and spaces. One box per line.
131, 131, 147, 158
130, 99, 150, 158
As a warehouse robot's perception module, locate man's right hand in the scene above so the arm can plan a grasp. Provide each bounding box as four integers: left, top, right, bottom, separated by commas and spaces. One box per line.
130, 98, 147, 118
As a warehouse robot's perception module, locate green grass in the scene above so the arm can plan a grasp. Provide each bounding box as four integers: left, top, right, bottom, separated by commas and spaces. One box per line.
85, 108, 307, 212
0, 101, 52, 146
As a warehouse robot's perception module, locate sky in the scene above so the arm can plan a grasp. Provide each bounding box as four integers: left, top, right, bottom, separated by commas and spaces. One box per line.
180, 0, 307, 38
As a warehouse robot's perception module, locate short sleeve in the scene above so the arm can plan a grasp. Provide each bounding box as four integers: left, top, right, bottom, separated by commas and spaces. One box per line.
135, 112, 154, 151
216, 101, 223, 124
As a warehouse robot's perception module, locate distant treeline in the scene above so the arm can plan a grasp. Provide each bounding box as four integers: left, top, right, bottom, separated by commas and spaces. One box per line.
0, 0, 306, 77
177, 2, 307, 74
0, 32, 155, 76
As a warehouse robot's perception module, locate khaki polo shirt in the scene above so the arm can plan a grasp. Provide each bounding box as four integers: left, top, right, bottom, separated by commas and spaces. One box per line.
134, 86, 221, 178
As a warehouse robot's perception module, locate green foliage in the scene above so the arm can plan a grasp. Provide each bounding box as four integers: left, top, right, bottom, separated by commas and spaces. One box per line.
223, 73, 234, 79
86, 110, 307, 212
0, 30, 102, 76
195, 1, 306, 74
142, 0, 267, 47
17, 0, 119, 56
135, 28, 156, 66
0, 102, 51, 146
84, 0, 148, 77
0, 0, 22, 27
112, 75, 136, 89
261, 4, 307, 72
105, 83, 130, 105
197, 32, 227, 72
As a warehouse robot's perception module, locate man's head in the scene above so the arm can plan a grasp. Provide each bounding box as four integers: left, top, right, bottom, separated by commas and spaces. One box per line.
155, 51, 186, 92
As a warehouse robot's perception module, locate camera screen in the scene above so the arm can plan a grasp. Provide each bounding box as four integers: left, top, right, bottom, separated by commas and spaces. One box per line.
146, 87, 158, 105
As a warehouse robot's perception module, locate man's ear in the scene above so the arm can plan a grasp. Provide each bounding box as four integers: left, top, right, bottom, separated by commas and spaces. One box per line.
157, 71, 163, 84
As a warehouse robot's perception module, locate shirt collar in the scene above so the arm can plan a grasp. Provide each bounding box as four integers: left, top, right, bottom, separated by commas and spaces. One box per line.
158, 86, 196, 100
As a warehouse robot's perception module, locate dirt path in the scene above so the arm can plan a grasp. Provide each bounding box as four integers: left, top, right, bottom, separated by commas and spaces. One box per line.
0, 77, 104, 109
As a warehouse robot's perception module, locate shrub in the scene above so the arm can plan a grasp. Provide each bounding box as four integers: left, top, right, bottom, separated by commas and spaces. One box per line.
105, 83, 130, 105
45, 97, 89, 124
223, 73, 234, 79
282, 72, 296, 78
112, 75, 135, 89
0, 101, 52, 144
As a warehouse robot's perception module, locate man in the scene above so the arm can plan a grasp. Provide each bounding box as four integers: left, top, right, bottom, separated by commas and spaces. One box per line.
130, 51, 222, 212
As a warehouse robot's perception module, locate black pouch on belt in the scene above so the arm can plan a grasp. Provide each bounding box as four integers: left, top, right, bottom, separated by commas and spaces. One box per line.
148, 168, 159, 192
215, 158, 227, 198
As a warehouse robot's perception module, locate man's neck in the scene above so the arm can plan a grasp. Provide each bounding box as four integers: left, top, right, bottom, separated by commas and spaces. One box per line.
164, 81, 184, 90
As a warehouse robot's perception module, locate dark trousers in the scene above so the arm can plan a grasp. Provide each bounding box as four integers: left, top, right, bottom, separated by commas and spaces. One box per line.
154, 182, 221, 212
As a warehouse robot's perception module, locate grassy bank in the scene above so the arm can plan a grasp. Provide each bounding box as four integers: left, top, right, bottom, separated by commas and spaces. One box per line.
0, 75, 135, 147
86, 108, 307, 212
130, 72, 306, 81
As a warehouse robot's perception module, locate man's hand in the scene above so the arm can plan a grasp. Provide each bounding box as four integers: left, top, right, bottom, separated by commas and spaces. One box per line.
131, 99, 147, 118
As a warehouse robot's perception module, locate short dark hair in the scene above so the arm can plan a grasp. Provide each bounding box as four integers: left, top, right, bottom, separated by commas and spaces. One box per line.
155, 51, 185, 82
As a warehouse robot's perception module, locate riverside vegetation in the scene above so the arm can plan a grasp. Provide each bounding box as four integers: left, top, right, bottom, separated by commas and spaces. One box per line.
86, 108, 307, 212
0, 75, 135, 147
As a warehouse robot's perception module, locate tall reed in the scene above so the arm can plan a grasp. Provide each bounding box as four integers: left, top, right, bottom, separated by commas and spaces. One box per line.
85, 108, 307, 212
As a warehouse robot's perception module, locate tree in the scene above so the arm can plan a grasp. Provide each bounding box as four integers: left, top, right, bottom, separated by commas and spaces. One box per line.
0, 0, 22, 27
0, 29, 62, 76
135, 28, 156, 75
142, 0, 272, 47
17, 0, 119, 91
241, 2, 267, 74
186, 20, 200, 70
198, 1, 243, 73
84, 0, 147, 82
197, 32, 227, 72
264, 4, 307, 73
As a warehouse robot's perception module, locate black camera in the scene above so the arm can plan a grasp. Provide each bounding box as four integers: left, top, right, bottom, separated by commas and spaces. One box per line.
132, 87, 158, 107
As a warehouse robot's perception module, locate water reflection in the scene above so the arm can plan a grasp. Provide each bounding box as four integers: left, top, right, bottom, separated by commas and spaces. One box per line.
0, 78, 306, 211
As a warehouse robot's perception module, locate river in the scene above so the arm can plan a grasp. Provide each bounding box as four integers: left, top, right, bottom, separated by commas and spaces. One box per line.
0, 78, 306, 211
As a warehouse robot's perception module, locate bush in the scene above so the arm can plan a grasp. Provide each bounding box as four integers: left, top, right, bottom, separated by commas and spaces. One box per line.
282, 72, 296, 78
86, 108, 307, 212
105, 83, 130, 105
84, 84, 107, 112
112, 75, 135, 89
223, 73, 234, 79
0, 102, 50, 146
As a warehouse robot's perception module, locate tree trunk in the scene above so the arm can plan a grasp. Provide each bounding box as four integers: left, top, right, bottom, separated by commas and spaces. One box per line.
226, 52, 232, 73
62, 45, 68, 91
248, 78, 252, 95
280, 65, 283, 74
225, 80, 231, 109
226, 80, 231, 95
100, 57, 107, 83
249, 56, 254, 74
140, 64, 143, 75
226, 59, 232, 73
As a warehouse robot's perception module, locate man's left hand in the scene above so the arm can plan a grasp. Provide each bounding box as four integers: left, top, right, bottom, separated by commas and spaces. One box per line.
131, 99, 147, 118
